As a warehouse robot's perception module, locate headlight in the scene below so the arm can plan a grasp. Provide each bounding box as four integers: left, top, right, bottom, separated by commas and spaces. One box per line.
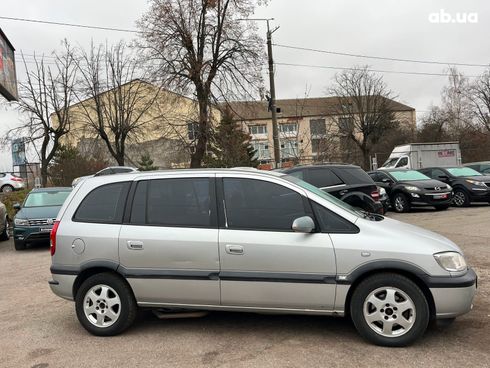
404, 186, 421, 192
434, 252, 467, 272
14, 218, 30, 226
466, 179, 486, 187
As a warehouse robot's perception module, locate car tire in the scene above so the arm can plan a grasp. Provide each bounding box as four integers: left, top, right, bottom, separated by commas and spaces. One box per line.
392, 193, 410, 213
75, 272, 137, 336
350, 273, 430, 347
0, 218, 9, 241
434, 205, 450, 211
453, 189, 470, 207
1, 185, 14, 193
14, 239, 26, 250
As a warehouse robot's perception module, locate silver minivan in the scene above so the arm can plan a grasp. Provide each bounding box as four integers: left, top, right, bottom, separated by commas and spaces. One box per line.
49, 169, 477, 346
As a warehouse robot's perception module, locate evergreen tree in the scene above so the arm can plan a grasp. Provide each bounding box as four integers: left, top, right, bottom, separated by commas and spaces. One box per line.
205, 108, 258, 168
138, 153, 159, 171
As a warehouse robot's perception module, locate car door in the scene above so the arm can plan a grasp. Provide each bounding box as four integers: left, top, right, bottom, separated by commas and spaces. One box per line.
376, 171, 394, 195
217, 174, 337, 310
118, 175, 220, 306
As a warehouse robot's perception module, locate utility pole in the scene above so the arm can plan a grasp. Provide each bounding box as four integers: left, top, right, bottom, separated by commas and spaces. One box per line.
266, 20, 281, 168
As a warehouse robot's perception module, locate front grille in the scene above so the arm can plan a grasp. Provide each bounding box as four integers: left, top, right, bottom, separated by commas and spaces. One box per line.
27, 218, 55, 227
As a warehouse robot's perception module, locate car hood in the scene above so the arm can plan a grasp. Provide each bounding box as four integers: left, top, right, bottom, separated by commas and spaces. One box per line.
16, 206, 62, 220
376, 216, 462, 253
461, 175, 490, 181
397, 179, 448, 188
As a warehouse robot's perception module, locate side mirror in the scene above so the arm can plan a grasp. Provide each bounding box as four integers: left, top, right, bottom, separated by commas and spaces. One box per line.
381, 178, 392, 184
13, 203, 21, 211
292, 216, 315, 233
438, 175, 449, 180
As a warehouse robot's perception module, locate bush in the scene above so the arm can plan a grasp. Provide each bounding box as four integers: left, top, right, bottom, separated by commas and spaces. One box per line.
0, 189, 28, 221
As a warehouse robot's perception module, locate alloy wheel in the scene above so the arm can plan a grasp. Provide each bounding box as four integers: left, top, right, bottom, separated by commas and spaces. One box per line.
394, 196, 406, 212
453, 191, 466, 207
363, 287, 416, 338
83, 284, 121, 328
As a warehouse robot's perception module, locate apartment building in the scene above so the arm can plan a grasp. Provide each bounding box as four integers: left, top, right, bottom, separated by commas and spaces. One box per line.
227, 96, 416, 168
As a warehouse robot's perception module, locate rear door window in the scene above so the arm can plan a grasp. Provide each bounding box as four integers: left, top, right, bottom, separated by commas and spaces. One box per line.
146, 178, 213, 227
74, 182, 130, 223
307, 169, 343, 188
335, 167, 374, 185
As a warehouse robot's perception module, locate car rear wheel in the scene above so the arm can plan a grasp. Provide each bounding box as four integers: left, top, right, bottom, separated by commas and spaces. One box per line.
392, 193, 410, 213
1, 185, 13, 193
453, 189, 470, 207
75, 272, 137, 336
350, 273, 429, 347
0, 218, 9, 241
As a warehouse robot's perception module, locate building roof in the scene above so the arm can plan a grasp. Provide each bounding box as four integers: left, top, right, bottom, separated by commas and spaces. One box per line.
225, 96, 415, 121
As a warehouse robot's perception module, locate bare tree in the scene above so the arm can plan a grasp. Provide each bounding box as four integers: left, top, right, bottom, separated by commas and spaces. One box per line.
5, 41, 77, 186
469, 68, 490, 133
327, 66, 396, 169
442, 67, 473, 136
75, 42, 166, 166
138, 0, 265, 168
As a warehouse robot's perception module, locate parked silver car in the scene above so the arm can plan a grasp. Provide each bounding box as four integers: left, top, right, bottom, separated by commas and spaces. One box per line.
0, 172, 25, 193
49, 169, 477, 346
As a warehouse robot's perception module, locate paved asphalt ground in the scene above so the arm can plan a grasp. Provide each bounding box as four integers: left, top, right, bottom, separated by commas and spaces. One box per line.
0, 206, 489, 368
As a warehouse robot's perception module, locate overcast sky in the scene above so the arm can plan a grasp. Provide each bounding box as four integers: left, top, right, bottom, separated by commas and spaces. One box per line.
0, 0, 489, 171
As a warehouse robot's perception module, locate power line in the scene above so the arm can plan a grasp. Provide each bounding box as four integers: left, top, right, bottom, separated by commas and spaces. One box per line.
0, 16, 139, 33
274, 44, 490, 68
275, 62, 480, 78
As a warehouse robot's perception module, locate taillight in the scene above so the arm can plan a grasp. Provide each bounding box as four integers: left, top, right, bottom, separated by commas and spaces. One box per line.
11, 177, 23, 182
50, 221, 60, 256
371, 191, 380, 201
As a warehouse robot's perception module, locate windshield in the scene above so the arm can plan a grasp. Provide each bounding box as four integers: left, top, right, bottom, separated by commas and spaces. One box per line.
382, 158, 399, 167
283, 175, 362, 217
24, 190, 71, 208
446, 167, 482, 177
389, 170, 430, 181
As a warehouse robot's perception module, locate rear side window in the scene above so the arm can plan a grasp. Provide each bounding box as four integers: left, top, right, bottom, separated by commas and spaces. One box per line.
223, 178, 307, 231
308, 169, 343, 188
74, 182, 130, 223
311, 202, 358, 233
287, 170, 304, 180
146, 178, 212, 227
336, 167, 374, 185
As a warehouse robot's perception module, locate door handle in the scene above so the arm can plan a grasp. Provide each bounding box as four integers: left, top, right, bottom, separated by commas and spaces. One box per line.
225, 244, 244, 255
127, 240, 144, 250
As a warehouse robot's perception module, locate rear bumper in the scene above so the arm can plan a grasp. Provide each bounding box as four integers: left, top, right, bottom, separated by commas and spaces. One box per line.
49, 274, 76, 301
429, 268, 477, 318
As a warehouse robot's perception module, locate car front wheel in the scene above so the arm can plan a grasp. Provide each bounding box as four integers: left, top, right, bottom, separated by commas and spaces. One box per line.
350, 273, 429, 347
392, 193, 410, 213
75, 272, 137, 336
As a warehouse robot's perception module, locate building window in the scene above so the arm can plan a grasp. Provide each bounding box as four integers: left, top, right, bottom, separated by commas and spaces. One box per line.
279, 123, 298, 134
310, 119, 326, 136
280, 140, 298, 158
187, 122, 199, 140
338, 117, 354, 133
311, 138, 321, 154
251, 141, 271, 160
249, 124, 267, 135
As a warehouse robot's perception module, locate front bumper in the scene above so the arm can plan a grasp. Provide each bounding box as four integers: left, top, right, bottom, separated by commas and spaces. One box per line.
468, 188, 490, 202
14, 226, 51, 245
407, 191, 453, 207
429, 268, 477, 318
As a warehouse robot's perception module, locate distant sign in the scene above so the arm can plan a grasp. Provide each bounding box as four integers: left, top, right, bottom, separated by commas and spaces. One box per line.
0, 28, 18, 101
11, 138, 26, 166
438, 150, 455, 158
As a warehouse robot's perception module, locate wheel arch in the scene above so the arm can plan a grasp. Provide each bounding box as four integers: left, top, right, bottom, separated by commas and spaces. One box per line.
343, 265, 436, 320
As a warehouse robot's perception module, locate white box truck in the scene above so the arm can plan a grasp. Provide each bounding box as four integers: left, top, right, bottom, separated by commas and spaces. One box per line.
380, 142, 462, 169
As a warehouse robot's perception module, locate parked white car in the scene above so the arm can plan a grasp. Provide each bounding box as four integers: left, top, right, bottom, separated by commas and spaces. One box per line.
0, 173, 26, 193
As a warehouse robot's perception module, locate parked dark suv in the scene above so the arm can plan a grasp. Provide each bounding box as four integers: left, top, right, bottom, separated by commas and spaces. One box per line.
368, 169, 453, 213
281, 164, 384, 214
418, 167, 490, 207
